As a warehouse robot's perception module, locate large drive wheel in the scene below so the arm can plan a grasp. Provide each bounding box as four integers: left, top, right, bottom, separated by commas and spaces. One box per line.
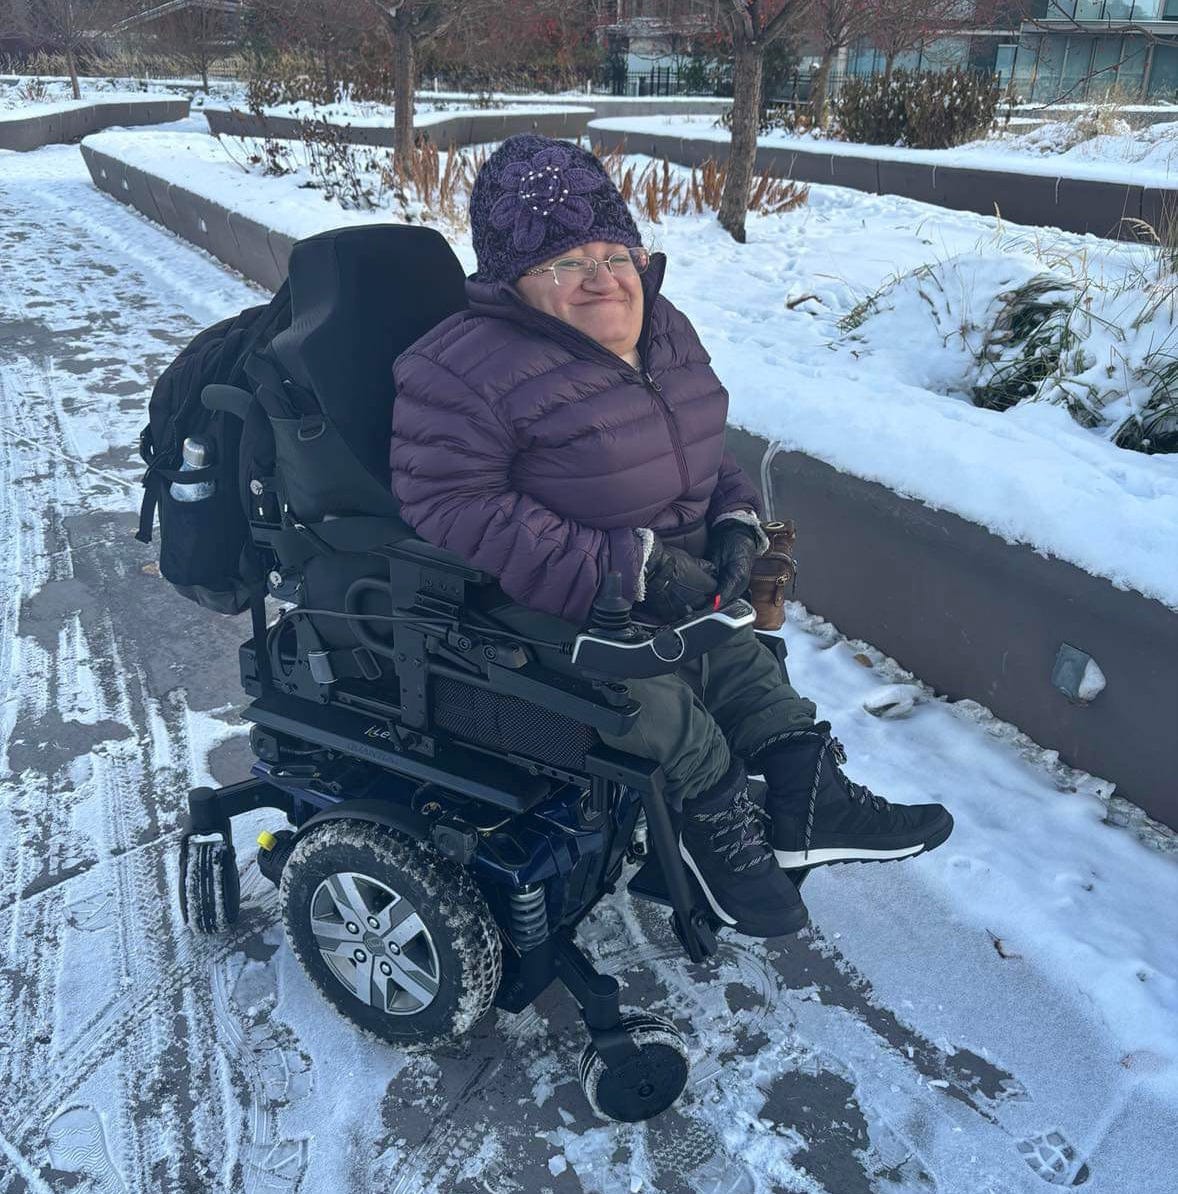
279, 820, 502, 1048
579, 1011, 690, 1123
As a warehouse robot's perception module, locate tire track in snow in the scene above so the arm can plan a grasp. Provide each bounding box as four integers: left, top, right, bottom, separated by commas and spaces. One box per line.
0, 151, 289, 1192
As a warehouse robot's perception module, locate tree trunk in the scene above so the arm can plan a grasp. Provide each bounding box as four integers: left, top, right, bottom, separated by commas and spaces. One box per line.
810, 47, 836, 129
883, 51, 896, 84
392, 9, 415, 171
717, 43, 763, 244
66, 46, 81, 100
200, 57, 210, 94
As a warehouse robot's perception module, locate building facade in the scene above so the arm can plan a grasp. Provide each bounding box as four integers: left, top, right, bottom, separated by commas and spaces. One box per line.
1010, 4, 1178, 101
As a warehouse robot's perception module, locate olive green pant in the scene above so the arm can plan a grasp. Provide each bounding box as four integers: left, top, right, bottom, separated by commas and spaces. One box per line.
492, 607, 816, 805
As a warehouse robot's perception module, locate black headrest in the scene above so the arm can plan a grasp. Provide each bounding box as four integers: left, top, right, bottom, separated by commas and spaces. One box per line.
269, 224, 468, 493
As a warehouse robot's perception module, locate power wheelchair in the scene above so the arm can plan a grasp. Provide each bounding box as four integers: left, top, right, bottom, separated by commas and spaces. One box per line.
177, 224, 802, 1123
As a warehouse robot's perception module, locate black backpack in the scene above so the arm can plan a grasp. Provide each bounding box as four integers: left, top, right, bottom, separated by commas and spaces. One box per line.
136, 283, 292, 615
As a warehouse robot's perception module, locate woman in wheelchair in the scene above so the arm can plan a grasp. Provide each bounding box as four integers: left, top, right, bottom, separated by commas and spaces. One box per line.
390, 135, 953, 939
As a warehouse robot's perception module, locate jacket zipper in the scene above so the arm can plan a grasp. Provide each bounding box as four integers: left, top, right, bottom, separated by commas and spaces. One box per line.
496, 301, 693, 498
486, 256, 692, 493
640, 369, 689, 493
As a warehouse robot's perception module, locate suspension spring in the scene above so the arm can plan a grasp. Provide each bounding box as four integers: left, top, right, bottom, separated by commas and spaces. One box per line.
507, 883, 548, 951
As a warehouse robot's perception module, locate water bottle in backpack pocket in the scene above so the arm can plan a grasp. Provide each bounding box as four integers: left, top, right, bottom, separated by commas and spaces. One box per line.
136, 280, 291, 615
170, 436, 216, 502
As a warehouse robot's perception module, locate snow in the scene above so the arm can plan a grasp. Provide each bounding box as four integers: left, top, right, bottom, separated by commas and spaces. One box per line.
80, 128, 1178, 611
590, 112, 1178, 187
1079, 657, 1108, 703
85, 128, 393, 242
0, 91, 181, 122
0, 138, 1176, 1191
206, 98, 594, 129
421, 88, 730, 107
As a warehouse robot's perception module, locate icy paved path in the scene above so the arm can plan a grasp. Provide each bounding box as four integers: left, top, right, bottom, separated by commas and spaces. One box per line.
1, 145, 1177, 1194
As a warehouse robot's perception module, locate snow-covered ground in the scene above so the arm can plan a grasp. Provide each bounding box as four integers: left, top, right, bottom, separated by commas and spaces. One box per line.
83, 128, 1178, 611
0, 75, 236, 112
1, 133, 1177, 1193
0, 91, 184, 122
977, 114, 1178, 172
204, 97, 594, 128
591, 112, 1178, 187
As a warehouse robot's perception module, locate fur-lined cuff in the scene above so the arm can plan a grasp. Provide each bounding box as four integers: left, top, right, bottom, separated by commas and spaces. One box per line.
714, 509, 770, 554
634, 528, 655, 602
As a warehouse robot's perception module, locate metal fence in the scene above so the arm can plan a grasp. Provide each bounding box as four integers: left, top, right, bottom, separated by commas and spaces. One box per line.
594, 62, 868, 107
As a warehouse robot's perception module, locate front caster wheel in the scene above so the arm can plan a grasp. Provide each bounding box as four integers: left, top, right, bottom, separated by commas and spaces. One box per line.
181, 839, 240, 934
579, 1012, 690, 1123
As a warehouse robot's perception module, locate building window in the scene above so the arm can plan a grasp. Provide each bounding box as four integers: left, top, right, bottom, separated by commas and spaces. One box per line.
1060, 35, 1096, 99
1091, 35, 1126, 100
1034, 35, 1066, 101
1115, 36, 1149, 97
1148, 42, 1178, 97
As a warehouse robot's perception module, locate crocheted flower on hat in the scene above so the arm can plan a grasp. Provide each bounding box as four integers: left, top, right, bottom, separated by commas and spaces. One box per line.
488, 144, 604, 253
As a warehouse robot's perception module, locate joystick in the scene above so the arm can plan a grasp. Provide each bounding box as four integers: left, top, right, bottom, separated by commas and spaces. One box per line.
589, 572, 639, 639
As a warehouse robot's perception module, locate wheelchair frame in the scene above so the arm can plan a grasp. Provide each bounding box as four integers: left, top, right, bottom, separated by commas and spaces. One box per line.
176, 527, 799, 1095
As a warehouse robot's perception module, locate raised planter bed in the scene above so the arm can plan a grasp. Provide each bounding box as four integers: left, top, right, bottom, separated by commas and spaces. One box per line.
726, 433, 1178, 830
205, 105, 595, 150
203, 96, 732, 151
80, 140, 1178, 829
82, 142, 294, 290
425, 92, 733, 118
589, 125, 1169, 242
0, 97, 189, 152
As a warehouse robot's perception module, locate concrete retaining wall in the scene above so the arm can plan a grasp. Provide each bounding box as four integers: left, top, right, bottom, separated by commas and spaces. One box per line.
82, 143, 295, 291
0, 98, 189, 152
422, 94, 733, 118
590, 127, 1167, 242
205, 106, 595, 149
82, 143, 1178, 828
204, 97, 732, 151
726, 433, 1178, 829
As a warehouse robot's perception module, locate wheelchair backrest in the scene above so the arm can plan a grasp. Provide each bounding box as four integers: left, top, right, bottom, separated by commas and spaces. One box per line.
265, 224, 468, 520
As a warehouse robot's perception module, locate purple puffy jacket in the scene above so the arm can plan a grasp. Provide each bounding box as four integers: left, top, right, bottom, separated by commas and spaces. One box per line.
389, 251, 761, 624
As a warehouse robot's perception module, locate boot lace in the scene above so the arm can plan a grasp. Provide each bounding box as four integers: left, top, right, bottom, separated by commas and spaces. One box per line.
760, 723, 889, 856
692, 788, 770, 873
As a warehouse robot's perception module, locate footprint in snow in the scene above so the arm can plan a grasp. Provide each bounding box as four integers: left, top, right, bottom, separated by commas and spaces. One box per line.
1017, 1128, 1091, 1186
46, 1104, 128, 1194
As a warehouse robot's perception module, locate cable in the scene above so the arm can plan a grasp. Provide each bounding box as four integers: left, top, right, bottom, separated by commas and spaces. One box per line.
280, 607, 450, 630
279, 605, 576, 653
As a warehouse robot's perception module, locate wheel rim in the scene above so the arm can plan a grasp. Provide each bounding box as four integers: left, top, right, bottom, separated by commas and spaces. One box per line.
309, 871, 441, 1015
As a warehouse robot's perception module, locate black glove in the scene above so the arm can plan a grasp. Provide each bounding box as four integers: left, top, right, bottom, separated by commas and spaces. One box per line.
707, 518, 761, 606
641, 537, 718, 623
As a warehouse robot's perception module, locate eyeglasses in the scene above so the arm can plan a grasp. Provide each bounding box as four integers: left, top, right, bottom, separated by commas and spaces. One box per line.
523, 246, 650, 286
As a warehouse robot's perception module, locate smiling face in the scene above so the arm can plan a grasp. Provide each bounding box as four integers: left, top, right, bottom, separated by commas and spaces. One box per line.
514, 241, 645, 361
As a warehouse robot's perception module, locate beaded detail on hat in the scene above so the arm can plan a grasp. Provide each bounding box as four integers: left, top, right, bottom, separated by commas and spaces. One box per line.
470, 134, 641, 283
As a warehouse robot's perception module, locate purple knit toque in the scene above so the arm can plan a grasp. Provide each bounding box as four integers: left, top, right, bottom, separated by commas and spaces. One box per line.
469, 134, 641, 283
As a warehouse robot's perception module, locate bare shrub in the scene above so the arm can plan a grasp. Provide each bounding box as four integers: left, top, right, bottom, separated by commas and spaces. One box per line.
299, 117, 380, 208
834, 68, 1000, 149
16, 77, 52, 104
972, 278, 1081, 413
597, 151, 808, 220
246, 51, 340, 111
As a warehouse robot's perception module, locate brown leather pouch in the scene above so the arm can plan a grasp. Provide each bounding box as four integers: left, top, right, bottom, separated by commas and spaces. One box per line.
748, 519, 797, 631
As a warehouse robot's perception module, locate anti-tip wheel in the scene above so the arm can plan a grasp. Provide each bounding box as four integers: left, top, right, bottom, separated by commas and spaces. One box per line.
578, 1011, 690, 1123
182, 839, 241, 934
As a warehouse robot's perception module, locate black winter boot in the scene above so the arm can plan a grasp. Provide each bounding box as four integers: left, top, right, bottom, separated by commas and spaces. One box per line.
755, 723, 953, 869
675, 761, 809, 937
